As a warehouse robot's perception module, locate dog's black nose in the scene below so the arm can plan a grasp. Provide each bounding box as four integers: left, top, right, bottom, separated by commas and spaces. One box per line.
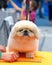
23, 30, 28, 36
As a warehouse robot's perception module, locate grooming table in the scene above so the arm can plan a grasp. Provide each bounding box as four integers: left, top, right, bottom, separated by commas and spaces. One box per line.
0, 52, 52, 65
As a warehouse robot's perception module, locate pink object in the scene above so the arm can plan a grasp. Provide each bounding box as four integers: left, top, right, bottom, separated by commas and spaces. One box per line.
23, 10, 36, 23
23, 10, 26, 16
29, 11, 36, 23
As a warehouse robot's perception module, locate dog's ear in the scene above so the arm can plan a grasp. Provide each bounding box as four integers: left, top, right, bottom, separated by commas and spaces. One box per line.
33, 24, 40, 39
34, 30, 40, 39
9, 26, 17, 38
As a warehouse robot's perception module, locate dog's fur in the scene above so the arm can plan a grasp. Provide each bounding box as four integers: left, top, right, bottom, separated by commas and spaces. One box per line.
7, 20, 40, 58
0, 0, 7, 9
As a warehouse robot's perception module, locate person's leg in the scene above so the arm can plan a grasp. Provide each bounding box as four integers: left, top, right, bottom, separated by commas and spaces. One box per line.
39, 4, 42, 17
39, 0, 44, 18
48, 4, 52, 24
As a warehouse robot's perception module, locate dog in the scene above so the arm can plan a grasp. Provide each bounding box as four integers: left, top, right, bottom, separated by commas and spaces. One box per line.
7, 20, 40, 58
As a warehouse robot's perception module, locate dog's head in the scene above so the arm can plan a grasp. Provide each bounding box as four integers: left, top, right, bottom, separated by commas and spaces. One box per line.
10, 20, 40, 39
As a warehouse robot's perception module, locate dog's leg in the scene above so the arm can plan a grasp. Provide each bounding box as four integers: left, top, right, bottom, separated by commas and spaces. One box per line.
26, 52, 34, 58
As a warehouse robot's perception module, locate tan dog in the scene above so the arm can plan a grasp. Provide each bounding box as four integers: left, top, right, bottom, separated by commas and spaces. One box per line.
7, 20, 40, 58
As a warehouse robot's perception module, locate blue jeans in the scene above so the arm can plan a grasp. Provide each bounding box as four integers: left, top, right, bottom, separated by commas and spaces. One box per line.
48, 2, 52, 21
39, 0, 44, 17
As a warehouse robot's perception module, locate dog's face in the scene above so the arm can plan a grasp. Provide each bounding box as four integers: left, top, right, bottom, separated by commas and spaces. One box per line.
15, 28, 35, 37
10, 20, 40, 39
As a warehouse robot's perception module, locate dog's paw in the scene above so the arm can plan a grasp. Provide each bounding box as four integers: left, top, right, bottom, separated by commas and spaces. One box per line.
26, 52, 34, 58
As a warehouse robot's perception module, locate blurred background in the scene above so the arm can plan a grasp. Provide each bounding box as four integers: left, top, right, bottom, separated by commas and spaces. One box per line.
0, 0, 52, 52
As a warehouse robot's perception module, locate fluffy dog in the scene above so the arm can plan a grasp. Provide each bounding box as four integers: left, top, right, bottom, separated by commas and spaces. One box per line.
7, 20, 40, 58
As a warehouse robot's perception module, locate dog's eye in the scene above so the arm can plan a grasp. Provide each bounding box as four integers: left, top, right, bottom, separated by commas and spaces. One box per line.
29, 30, 33, 33
19, 29, 23, 32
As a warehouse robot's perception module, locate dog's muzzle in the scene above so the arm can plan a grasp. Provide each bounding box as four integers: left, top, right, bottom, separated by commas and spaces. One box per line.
23, 30, 29, 36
